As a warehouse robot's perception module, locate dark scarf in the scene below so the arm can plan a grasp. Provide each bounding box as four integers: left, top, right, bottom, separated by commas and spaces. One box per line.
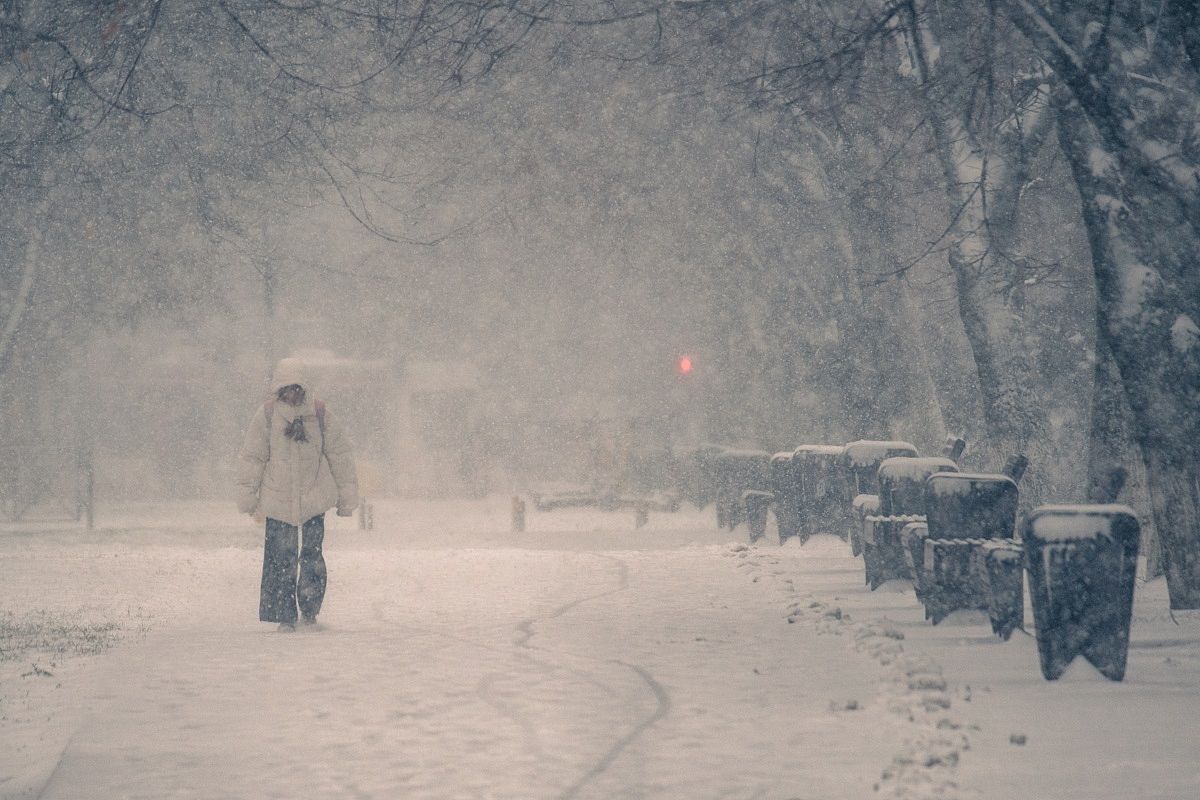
284, 417, 309, 443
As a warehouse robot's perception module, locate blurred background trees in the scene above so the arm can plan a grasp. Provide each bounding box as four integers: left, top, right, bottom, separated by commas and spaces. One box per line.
1, 0, 1196, 603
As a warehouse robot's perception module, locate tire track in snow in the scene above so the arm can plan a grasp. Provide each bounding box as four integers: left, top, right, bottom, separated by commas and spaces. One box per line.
513, 555, 674, 800
514, 555, 631, 648
34, 731, 79, 800
556, 661, 672, 800
473, 555, 632, 768
485, 554, 675, 799
365, 558, 630, 768
475, 670, 549, 760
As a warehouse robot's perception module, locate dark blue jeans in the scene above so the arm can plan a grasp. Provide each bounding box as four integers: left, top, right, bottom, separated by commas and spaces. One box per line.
260, 515, 326, 624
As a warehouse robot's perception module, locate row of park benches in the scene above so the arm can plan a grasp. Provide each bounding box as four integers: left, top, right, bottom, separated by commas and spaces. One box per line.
683, 440, 1141, 682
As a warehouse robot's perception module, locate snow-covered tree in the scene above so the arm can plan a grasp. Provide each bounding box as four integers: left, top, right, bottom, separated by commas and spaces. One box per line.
1021, 0, 1200, 606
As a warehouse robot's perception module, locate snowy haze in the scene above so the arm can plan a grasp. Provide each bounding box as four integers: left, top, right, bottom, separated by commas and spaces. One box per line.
25, 58, 868, 499
0, 27, 1095, 499
3, 2, 1199, 799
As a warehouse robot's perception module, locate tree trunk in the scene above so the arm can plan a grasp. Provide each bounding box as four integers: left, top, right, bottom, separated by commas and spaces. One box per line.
805, 126, 947, 450
1086, 336, 1162, 575
866, 278, 946, 451
0, 198, 52, 381
1086, 338, 1130, 503
1055, 86, 1200, 606
901, 4, 1051, 491
798, 137, 891, 441
1144, 448, 1200, 608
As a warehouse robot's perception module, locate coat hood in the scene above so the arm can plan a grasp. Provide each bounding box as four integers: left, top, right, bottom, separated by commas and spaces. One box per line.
272, 357, 309, 394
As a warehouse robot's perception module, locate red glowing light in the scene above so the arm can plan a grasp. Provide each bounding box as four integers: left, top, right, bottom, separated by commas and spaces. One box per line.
677, 355, 694, 375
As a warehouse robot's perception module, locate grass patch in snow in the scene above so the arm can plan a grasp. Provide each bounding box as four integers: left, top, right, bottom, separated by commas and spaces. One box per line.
0, 610, 121, 662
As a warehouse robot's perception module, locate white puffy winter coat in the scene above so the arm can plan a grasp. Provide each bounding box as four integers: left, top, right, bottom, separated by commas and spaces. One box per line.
235, 367, 358, 526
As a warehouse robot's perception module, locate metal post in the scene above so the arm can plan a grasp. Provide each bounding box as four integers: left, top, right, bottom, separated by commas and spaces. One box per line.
511, 496, 526, 533
83, 448, 94, 531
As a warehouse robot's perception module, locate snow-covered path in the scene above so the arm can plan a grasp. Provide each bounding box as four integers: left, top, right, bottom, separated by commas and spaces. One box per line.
5, 498, 1200, 799
29, 545, 899, 799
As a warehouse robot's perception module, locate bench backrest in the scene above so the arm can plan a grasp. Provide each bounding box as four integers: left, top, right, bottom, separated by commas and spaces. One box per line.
715, 449, 771, 495
792, 445, 847, 502
769, 452, 798, 497
852, 493, 881, 515
924, 472, 1019, 540
794, 445, 847, 456
1024, 504, 1140, 544
841, 440, 919, 495
878, 457, 959, 515
679, 444, 727, 507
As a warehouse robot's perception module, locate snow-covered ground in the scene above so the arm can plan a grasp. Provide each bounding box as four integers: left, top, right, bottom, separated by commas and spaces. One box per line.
2, 497, 1198, 799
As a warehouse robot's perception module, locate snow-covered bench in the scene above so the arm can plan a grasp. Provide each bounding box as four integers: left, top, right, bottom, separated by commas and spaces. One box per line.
850, 492, 880, 557
839, 440, 919, 499
861, 456, 959, 589
1024, 505, 1140, 681
713, 449, 771, 537
769, 452, 801, 543
919, 472, 1021, 629
676, 443, 727, 510
791, 444, 848, 543
899, 521, 931, 604
978, 539, 1024, 639
903, 523, 1021, 639
741, 489, 775, 542
838, 440, 919, 554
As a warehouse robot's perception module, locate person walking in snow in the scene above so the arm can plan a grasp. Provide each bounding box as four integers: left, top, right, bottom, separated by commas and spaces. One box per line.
236, 357, 358, 632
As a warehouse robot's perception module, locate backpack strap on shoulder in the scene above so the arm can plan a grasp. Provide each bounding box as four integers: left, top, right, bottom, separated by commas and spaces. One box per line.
314, 400, 326, 457
262, 399, 275, 459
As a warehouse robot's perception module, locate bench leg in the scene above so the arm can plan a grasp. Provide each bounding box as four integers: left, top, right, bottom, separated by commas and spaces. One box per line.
925, 588, 947, 625
862, 543, 879, 588
928, 544, 980, 625
985, 556, 1024, 641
